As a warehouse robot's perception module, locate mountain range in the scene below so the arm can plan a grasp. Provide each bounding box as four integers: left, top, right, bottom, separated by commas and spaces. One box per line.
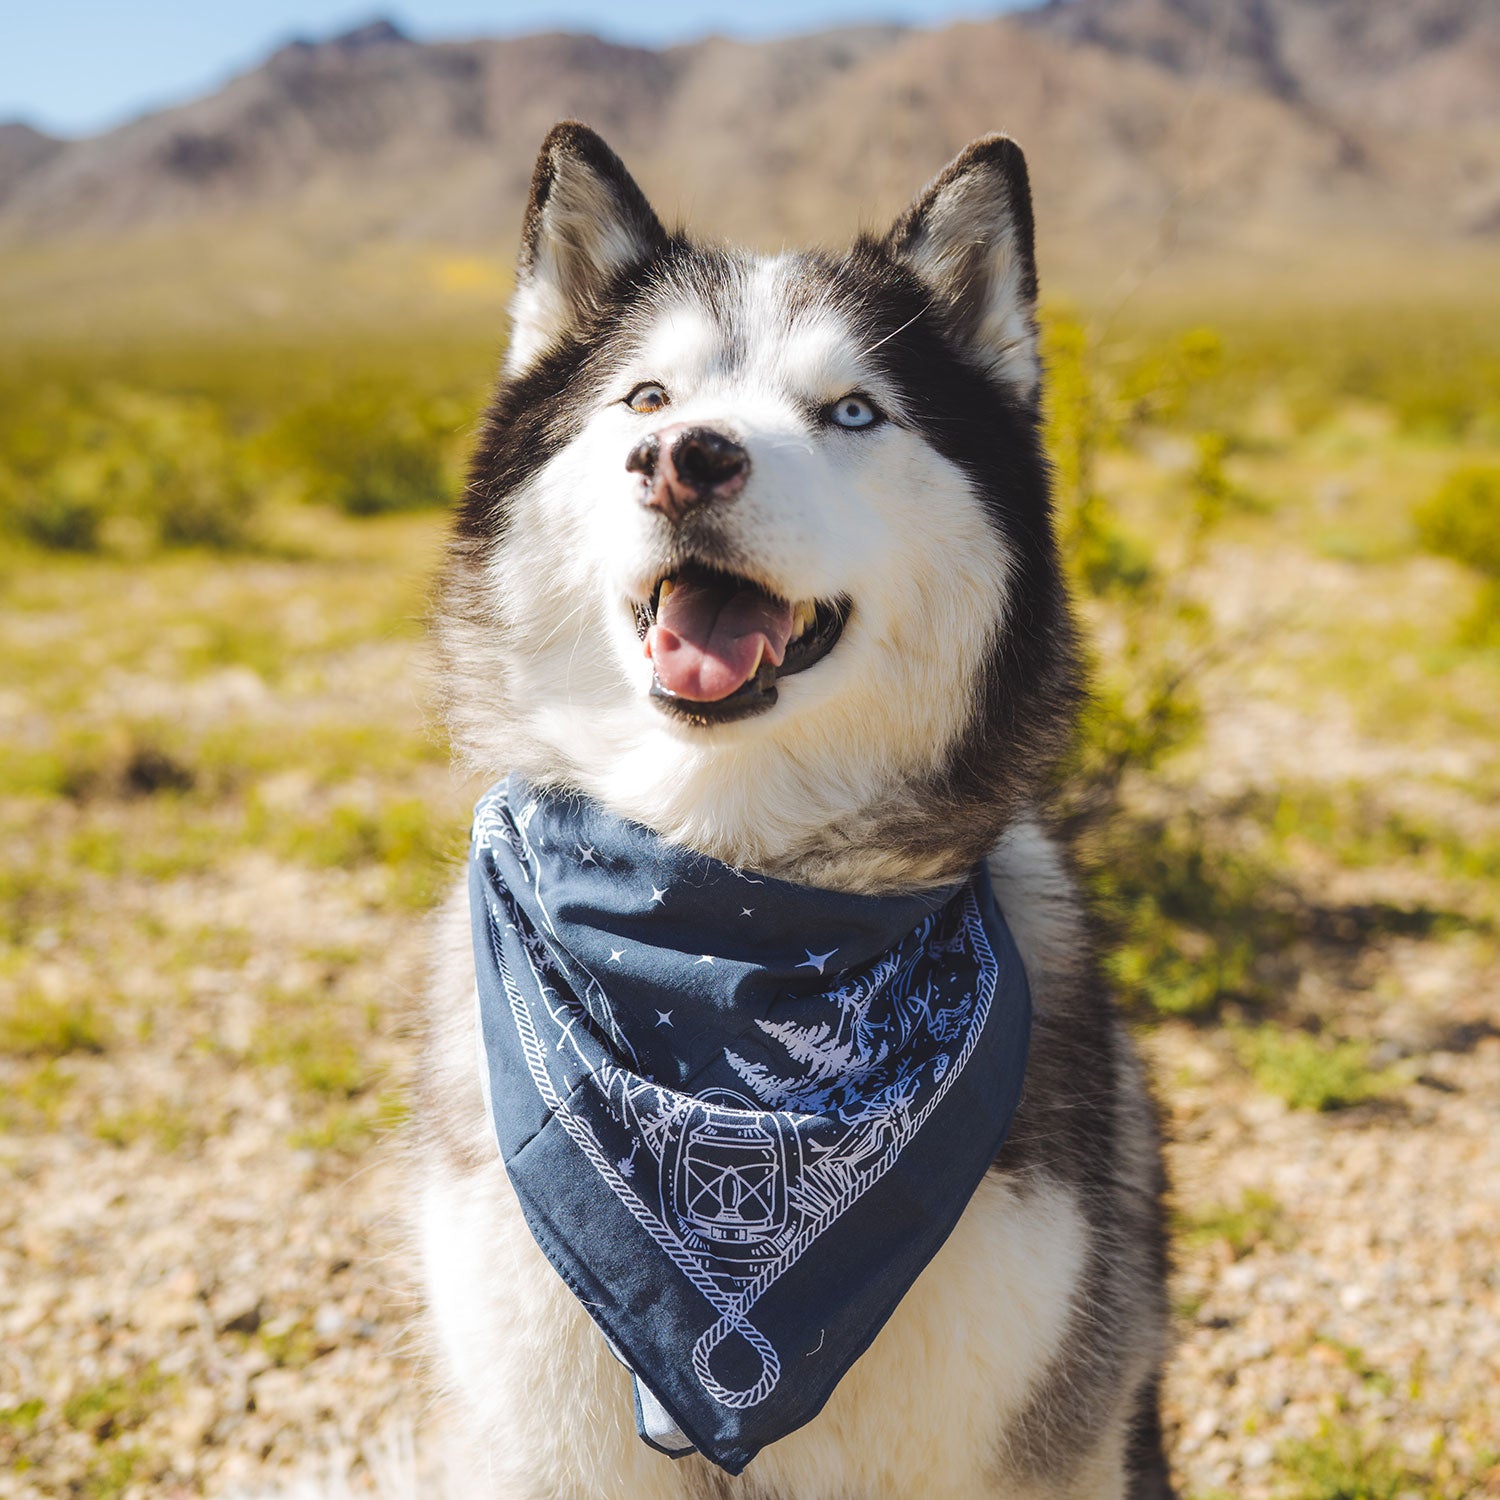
2, 0, 1496, 319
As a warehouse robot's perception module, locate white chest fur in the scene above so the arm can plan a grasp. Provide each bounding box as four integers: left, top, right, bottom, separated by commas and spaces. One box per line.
420, 1126, 1086, 1499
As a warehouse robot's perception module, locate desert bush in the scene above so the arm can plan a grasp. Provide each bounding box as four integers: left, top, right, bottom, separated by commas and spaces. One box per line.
0, 385, 258, 551
1277, 1423, 1427, 1500
1044, 314, 1292, 1019
260, 384, 459, 515
1415, 464, 1500, 577
1044, 313, 1226, 805
1235, 1026, 1395, 1112
1115, 324, 1226, 431
1415, 464, 1500, 645
0, 335, 488, 554
1088, 818, 1289, 1017
1044, 315, 1155, 596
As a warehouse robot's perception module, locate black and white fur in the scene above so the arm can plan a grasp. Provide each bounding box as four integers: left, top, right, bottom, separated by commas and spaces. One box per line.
416, 122, 1173, 1500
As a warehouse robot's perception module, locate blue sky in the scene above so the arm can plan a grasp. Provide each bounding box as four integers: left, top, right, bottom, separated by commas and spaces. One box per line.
2, 1, 1024, 138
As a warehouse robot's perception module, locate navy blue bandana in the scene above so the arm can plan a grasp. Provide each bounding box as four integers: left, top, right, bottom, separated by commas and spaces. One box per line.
468, 778, 1031, 1476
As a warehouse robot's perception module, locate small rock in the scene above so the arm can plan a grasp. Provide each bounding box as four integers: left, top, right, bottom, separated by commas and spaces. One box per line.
220, 1301, 264, 1335
1243, 1438, 1274, 1468
314, 1304, 345, 1339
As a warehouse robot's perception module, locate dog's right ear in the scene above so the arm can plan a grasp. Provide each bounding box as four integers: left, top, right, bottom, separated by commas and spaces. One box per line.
505, 122, 666, 375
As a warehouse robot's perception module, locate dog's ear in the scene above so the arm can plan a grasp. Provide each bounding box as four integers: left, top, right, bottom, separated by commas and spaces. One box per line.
506, 122, 666, 375
884, 135, 1040, 403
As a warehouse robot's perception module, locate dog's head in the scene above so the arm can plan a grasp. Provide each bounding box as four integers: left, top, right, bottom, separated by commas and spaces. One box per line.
441, 123, 1078, 890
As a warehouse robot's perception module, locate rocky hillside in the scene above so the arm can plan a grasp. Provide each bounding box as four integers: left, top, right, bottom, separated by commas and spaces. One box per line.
1, 2, 1496, 273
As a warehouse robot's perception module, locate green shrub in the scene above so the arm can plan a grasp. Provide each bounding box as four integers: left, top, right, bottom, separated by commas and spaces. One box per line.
0, 462, 107, 549
1414, 465, 1500, 644
1178, 1188, 1288, 1259
263, 385, 453, 515
0, 994, 109, 1057
266, 795, 457, 908
1085, 818, 1283, 1017
1116, 325, 1225, 429
1416, 465, 1500, 578
0, 386, 258, 551
1278, 1423, 1425, 1500
1044, 315, 1155, 597
1235, 1026, 1394, 1112
253, 1014, 366, 1099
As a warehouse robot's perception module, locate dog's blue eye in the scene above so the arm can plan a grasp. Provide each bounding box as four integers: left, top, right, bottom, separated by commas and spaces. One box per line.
627, 382, 669, 414
829, 394, 880, 430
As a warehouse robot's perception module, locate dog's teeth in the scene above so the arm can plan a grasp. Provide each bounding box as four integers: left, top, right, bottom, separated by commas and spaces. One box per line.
792, 602, 816, 640
657, 578, 674, 603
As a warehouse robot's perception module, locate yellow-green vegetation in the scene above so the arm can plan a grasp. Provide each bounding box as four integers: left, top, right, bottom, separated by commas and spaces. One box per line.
2, 281, 1498, 1499
0, 498, 459, 1162
1415, 463, 1500, 645
1278, 1423, 1432, 1500
253, 1004, 368, 1099
39, 1363, 178, 1500
256, 1315, 323, 1371
1178, 1188, 1289, 1260
1234, 1026, 1397, 1113
1040, 298, 1500, 1031
91, 1101, 199, 1151
0, 298, 1496, 1096
0, 993, 110, 1057
61, 1364, 173, 1442
0, 333, 490, 554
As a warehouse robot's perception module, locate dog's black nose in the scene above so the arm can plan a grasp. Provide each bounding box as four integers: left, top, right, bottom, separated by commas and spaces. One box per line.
629, 424, 750, 524
672, 428, 749, 490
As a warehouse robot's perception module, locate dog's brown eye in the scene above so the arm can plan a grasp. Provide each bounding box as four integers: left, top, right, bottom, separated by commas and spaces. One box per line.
627, 382, 669, 414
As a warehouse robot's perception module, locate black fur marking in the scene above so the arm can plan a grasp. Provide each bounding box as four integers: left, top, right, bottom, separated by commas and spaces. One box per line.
976, 828, 1173, 1492
1126, 1374, 1178, 1500
994, 996, 1174, 1491
518, 120, 667, 303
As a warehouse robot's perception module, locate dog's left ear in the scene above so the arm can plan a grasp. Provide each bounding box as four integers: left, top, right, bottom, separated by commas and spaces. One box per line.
885, 135, 1040, 403
505, 122, 667, 375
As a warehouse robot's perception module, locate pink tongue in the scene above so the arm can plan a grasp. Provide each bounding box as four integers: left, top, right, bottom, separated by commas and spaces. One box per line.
646, 574, 795, 702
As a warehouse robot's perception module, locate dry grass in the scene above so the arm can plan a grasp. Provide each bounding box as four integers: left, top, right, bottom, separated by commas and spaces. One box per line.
1, 292, 1498, 1497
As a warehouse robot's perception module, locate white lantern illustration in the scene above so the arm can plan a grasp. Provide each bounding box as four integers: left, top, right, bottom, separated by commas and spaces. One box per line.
665, 1089, 800, 1268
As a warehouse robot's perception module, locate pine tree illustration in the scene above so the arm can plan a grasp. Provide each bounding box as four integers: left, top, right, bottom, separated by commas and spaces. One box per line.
728, 1017, 890, 1115
725, 908, 972, 1120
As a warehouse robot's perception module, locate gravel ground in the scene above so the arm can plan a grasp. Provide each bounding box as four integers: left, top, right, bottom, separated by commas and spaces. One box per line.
1155, 997, 1500, 1496
3, 531, 1498, 1498
6, 941, 1495, 1500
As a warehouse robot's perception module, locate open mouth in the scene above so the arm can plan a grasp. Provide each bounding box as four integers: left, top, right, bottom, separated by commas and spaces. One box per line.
633, 564, 848, 725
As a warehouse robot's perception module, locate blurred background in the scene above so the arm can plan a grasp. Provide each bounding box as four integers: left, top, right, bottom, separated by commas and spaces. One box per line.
1, 2, 1497, 1497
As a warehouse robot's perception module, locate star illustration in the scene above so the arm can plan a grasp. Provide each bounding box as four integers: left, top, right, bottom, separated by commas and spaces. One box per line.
695, 954, 716, 966
799, 948, 837, 975
608, 948, 625, 963
576, 843, 597, 864
740, 907, 754, 918
655, 1010, 674, 1027
649, 885, 667, 906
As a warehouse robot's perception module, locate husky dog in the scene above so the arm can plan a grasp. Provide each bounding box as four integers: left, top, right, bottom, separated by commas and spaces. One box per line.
417, 123, 1173, 1499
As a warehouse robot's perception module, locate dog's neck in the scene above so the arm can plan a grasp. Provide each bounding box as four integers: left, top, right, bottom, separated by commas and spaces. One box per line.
517, 759, 1020, 896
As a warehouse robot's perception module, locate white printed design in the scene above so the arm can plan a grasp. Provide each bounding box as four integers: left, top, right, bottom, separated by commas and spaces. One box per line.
475, 796, 999, 1413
